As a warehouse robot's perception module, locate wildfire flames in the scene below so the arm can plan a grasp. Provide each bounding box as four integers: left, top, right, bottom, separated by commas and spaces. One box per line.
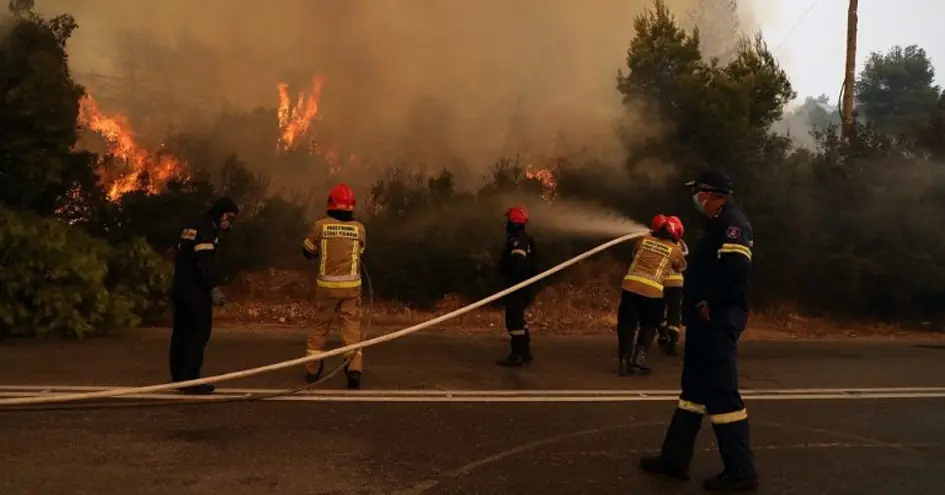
277, 75, 325, 153
276, 75, 355, 175
78, 94, 185, 201
75, 74, 554, 203
525, 164, 558, 202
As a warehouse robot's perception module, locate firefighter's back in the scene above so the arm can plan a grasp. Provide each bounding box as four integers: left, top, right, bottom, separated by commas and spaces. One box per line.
622, 234, 679, 299
310, 216, 366, 298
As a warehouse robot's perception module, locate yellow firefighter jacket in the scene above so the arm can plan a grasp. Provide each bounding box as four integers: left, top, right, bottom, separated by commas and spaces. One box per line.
622, 234, 687, 299
663, 239, 689, 289
302, 217, 367, 298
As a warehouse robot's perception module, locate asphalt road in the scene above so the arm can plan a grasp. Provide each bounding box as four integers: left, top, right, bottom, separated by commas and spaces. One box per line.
2, 329, 945, 494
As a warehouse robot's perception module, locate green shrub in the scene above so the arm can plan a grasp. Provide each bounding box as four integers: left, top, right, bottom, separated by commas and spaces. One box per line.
0, 206, 171, 338
106, 237, 173, 324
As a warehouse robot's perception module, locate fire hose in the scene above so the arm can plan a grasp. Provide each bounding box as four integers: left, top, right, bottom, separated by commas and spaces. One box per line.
0, 263, 379, 413
0, 230, 646, 409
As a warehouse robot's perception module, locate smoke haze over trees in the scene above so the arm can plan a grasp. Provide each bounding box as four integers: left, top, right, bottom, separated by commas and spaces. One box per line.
2, 0, 944, 337
34, 0, 766, 175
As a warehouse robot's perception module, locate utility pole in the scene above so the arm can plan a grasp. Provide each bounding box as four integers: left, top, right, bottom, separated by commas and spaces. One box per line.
841, 0, 859, 140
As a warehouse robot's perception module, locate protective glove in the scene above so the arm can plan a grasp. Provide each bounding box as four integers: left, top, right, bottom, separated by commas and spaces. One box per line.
210, 287, 226, 307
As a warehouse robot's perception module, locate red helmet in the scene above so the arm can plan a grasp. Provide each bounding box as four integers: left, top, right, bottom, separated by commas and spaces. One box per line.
327, 183, 355, 211
651, 213, 668, 231
506, 206, 528, 225
666, 216, 684, 239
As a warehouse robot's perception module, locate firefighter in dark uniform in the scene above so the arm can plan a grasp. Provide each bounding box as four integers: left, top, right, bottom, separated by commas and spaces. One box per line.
639, 170, 759, 492
496, 206, 537, 367
617, 214, 687, 376
169, 197, 240, 395
658, 215, 688, 356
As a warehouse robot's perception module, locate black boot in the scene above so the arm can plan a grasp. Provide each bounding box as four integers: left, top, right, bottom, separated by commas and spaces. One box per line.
346, 370, 362, 389
639, 455, 690, 481
496, 352, 526, 367
702, 471, 759, 492
663, 327, 680, 356
631, 345, 651, 375
305, 361, 325, 384
656, 325, 669, 347
496, 335, 526, 367
177, 383, 215, 395
520, 331, 533, 363
616, 323, 635, 376
618, 354, 632, 376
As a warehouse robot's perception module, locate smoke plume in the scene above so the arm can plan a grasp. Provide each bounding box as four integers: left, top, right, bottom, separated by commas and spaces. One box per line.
37, 0, 769, 179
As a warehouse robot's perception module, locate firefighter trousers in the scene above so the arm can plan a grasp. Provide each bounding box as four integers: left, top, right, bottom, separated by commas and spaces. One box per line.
657, 322, 757, 480
306, 293, 363, 374
616, 290, 664, 355
169, 290, 214, 383
661, 287, 683, 338
504, 288, 533, 357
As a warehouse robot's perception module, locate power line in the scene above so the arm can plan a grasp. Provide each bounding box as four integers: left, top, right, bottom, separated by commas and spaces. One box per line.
772, 0, 825, 53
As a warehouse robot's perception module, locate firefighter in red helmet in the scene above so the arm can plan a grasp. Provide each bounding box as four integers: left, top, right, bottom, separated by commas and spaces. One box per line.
658, 215, 688, 356
301, 183, 367, 389
616, 213, 687, 376
496, 205, 538, 367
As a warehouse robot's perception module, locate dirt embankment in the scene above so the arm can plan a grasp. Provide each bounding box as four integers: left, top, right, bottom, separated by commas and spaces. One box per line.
210, 260, 944, 341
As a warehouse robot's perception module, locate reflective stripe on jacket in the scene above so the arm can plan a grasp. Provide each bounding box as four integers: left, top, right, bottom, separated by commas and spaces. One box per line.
621, 234, 688, 298
302, 217, 367, 297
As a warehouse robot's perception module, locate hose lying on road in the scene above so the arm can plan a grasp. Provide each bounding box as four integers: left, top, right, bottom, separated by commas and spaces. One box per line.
0, 230, 646, 407
0, 264, 377, 413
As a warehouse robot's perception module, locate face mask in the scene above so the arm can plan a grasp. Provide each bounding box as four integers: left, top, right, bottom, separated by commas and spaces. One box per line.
219, 214, 234, 231
692, 194, 706, 214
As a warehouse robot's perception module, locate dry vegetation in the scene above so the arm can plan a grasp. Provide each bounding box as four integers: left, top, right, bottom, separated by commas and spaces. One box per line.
210, 265, 945, 341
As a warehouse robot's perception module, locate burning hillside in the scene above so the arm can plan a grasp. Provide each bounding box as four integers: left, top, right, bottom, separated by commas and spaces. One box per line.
275, 76, 357, 175
74, 74, 559, 202
78, 94, 186, 201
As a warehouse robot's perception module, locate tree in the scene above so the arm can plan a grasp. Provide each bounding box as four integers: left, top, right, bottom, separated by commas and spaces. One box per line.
855, 45, 941, 136
798, 94, 842, 130
616, 1, 794, 182
916, 90, 945, 158
0, 0, 102, 216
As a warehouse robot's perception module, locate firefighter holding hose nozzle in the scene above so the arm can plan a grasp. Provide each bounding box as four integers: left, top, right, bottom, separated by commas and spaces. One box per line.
616, 214, 687, 376
658, 215, 688, 356
495, 206, 538, 367
301, 183, 367, 389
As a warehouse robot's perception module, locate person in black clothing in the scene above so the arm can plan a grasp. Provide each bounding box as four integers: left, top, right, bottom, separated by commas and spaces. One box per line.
495, 205, 537, 367
639, 170, 759, 492
169, 197, 240, 395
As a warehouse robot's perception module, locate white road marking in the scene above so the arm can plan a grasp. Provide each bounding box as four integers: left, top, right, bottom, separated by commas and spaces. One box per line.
3, 385, 945, 394
1, 385, 945, 403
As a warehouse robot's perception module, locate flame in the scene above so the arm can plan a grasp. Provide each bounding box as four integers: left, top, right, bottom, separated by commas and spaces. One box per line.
275, 75, 359, 176
525, 164, 558, 201
78, 94, 185, 201
277, 76, 325, 152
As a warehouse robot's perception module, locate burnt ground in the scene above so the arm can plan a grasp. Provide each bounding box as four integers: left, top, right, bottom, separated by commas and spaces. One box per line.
2, 328, 945, 494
